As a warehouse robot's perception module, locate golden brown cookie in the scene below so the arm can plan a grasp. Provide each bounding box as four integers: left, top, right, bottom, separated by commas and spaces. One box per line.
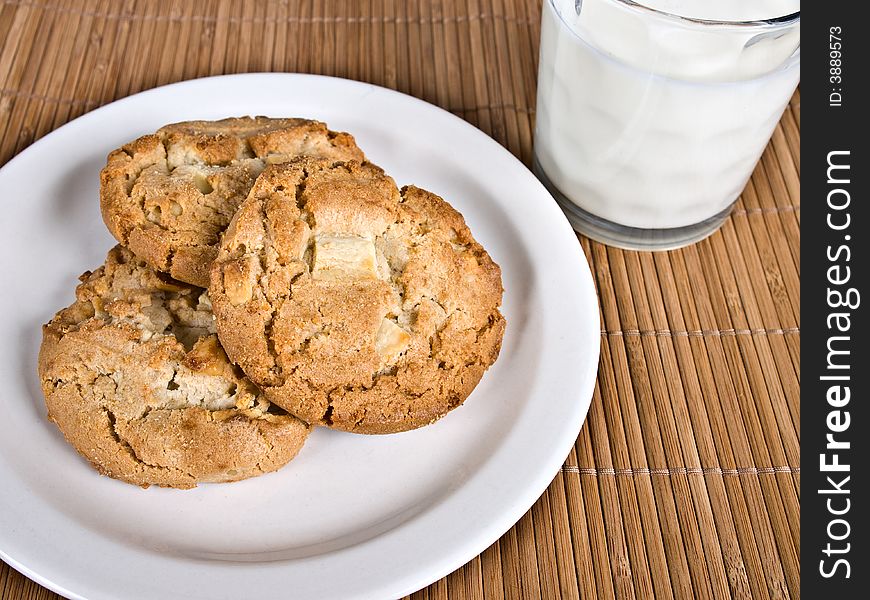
38, 246, 310, 489
100, 117, 365, 288
209, 158, 506, 434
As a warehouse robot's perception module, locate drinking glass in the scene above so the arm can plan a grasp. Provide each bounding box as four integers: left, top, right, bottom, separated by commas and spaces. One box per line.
534, 0, 801, 250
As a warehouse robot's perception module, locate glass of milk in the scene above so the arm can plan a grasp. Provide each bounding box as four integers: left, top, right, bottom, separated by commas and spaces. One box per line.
534, 0, 800, 250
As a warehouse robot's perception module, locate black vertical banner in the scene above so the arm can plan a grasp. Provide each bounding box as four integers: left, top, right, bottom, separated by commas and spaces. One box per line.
803, 2, 868, 597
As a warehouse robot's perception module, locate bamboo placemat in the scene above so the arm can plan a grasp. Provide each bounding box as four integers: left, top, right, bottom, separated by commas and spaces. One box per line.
0, 1, 800, 598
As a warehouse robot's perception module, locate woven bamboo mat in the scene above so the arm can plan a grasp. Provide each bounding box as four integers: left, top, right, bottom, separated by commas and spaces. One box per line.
0, 1, 800, 598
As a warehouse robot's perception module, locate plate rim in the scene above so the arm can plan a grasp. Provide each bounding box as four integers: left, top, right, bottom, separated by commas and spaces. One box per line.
0, 72, 600, 600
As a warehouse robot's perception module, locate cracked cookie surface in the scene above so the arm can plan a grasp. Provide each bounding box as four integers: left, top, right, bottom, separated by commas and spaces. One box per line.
100, 117, 365, 288
38, 246, 310, 489
209, 158, 506, 434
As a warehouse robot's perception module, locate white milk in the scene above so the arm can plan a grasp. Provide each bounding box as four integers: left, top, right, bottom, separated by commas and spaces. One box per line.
534, 0, 800, 234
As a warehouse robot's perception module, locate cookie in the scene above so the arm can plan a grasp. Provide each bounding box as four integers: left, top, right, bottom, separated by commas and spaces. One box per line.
209, 158, 506, 434
38, 246, 310, 489
100, 117, 365, 288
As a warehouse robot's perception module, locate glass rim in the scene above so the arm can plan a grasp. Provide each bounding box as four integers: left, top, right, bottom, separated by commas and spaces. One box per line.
610, 0, 800, 28
546, 0, 802, 84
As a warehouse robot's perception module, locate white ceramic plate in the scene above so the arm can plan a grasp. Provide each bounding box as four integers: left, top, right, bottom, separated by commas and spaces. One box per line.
0, 74, 599, 600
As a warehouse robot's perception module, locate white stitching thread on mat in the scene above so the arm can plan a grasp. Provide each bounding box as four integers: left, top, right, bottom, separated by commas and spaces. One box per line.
450, 103, 536, 114
0, 89, 540, 118
561, 465, 801, 476
731, 205, 800, 216
2, 1, 536, 26
601, 327, 800, 338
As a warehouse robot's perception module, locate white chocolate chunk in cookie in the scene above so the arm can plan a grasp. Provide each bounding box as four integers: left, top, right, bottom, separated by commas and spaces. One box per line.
223, 258, 255, 306
172, 164, 215, 195
166, 145, 207, 170
312, 234, 378, 281
375, 318, 410, 363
